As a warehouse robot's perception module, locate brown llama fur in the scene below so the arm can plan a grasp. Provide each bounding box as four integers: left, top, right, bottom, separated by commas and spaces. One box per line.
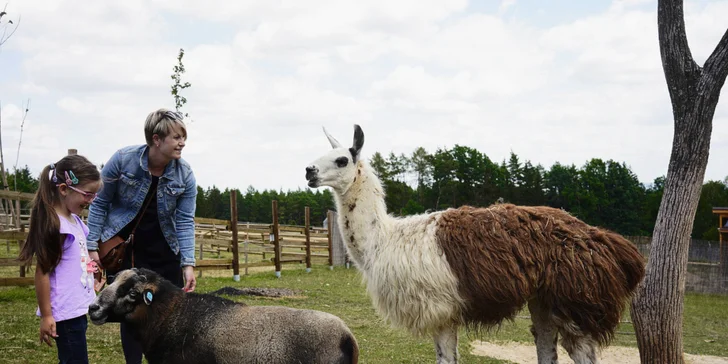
436, 203, 646, 346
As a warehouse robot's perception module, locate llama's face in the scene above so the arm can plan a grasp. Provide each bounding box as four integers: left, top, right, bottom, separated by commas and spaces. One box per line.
306, 125, 364, 194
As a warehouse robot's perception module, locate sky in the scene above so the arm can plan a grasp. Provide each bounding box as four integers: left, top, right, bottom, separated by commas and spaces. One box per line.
0, 0, 727, 193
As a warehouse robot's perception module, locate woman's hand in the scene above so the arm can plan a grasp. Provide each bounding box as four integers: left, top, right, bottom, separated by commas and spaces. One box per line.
39, 315, 57, 347
182, 266, 196, 292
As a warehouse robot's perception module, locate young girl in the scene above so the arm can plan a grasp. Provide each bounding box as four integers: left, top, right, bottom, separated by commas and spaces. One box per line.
19, 155, 102, 364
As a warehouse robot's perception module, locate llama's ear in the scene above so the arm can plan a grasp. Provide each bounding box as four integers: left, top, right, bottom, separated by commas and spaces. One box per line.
350, 124, 364, 162
323, 126, 343, 149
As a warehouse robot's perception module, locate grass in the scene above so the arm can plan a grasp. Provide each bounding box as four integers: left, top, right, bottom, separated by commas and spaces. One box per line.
1, 239, 727, 363
0, 266, 504, 364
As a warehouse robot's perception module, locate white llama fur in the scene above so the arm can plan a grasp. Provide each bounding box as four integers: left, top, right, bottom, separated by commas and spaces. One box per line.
306, 125, 468, 364
333, 166, 465, 336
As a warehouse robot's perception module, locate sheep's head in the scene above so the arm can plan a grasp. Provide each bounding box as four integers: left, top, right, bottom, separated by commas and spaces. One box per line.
88, 268, 160, 325
305, 124, 364, 194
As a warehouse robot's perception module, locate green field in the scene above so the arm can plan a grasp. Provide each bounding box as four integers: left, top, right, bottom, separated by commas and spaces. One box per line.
1, 260, 727, 363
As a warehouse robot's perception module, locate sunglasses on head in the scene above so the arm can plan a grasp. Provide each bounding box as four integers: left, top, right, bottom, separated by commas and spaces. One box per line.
164, 111, 184, 122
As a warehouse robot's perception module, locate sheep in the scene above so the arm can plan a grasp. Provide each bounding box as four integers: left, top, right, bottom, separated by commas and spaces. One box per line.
304, 124, 646, 364
89, 268, 359, 364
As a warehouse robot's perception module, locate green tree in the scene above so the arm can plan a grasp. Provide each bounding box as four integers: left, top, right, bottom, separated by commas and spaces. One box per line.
641, 176, 665, 234
520, 161, 546, 206
428, 148, 457, 209
506, 152, 523, 203
386, 152, 408, 182
6, 165, 37, 193
369, 152, 390, 180
602, 160, 646, 235
170, 48, 192, 117
579, 159, 609, 227
410, 147, 432, 206
693, 180, 728, 240
544, 162, 582, 214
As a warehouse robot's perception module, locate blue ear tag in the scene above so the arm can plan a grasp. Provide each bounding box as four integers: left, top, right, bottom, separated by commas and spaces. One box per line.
143, 290, 154, 305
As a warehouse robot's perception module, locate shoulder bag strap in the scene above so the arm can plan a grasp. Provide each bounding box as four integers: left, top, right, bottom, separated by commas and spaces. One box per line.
129, 185, 156, 267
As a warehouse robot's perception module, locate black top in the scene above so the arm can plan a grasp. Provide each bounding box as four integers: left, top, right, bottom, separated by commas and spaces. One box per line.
117, 176, 183, 287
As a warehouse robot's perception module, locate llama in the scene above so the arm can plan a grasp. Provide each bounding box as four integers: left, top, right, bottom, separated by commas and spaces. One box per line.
304, 125, 645, 364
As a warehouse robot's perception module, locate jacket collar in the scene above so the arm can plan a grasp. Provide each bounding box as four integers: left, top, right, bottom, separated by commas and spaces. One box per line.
138, 145, 177, 181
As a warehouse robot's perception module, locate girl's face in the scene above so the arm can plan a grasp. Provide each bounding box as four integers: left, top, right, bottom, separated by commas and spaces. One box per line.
59, 180, 102, 216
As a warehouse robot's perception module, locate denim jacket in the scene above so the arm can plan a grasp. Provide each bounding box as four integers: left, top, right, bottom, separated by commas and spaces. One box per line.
87, 144, 197, 267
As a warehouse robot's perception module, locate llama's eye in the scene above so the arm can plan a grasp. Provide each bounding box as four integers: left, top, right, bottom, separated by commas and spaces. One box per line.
335, 156, 349, 168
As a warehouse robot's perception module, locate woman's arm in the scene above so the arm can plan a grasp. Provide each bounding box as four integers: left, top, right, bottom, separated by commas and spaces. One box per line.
177, 169, 198, 292
176, 170, 198, 268
35, 264, 56, 347
87, 150, 122, 251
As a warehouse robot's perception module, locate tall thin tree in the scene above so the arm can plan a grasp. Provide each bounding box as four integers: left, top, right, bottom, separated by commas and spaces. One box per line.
170, 48, 192, 118
0, 4, 22, 227
630, 1, 728, 363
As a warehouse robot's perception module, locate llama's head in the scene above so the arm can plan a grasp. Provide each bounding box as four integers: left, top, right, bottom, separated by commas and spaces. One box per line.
305, 124, 364, 194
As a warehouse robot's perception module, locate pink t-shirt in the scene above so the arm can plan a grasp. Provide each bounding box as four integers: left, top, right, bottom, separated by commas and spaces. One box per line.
36, 214, 96, 321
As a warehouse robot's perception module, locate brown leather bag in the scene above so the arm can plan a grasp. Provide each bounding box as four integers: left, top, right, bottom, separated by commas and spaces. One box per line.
98, 191, 154, 272
98, 235, 130, 272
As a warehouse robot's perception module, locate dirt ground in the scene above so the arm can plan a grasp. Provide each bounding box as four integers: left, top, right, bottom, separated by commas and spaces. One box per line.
471, 340, 728, 364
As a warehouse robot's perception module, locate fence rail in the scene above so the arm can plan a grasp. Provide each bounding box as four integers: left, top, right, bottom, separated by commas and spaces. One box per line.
0, 190, 344, 286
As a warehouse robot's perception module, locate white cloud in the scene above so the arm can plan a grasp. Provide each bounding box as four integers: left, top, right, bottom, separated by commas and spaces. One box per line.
56, 97, 91, 114
499, 0, 517, 15
0, 0, 727, 194
21, 83, 49, 95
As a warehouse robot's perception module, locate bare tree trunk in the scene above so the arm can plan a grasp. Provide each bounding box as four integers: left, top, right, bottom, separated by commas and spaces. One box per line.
0, 102, 16, 229
631, 1, 728, 363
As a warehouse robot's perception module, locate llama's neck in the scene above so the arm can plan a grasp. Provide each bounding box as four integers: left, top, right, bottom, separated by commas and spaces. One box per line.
333, 161, 389, 269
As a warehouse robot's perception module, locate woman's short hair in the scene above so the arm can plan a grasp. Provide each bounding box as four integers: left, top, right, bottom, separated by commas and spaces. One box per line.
144, 108, 188, 146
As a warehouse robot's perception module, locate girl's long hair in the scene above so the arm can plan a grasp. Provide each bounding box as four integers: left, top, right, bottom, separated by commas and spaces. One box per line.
18, 155, 100, 274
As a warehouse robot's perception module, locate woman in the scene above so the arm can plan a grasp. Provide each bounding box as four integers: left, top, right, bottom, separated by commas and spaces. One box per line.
87, 108, 197, 364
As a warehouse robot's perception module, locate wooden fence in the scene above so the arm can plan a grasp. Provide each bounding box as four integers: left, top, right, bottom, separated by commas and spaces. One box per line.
0, 189, 338, 286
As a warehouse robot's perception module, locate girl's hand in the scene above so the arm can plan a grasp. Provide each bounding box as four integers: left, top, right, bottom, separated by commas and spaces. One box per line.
40, 316, 57, 347
87, 259, 106, 292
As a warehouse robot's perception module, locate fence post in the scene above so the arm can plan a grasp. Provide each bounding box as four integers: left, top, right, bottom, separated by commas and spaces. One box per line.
327, 210, 334, 270
18, 241, 25, 277
305, 206, 311, 273
721, 240, 728, 289
244, 223, 249, 276
198, 241, 203, 279
13, 199, 20, 229
230, 190, 240, 281
272, 200, 281, 278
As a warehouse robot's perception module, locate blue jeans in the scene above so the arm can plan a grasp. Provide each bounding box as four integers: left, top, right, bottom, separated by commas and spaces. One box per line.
54, 315, 88, 364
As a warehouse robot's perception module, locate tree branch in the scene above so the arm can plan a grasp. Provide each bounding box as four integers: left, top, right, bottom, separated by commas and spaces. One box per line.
701, 27, 728, 97
0, 13, 20, 47
13, 99, 30, 192
658, 0, 700, 105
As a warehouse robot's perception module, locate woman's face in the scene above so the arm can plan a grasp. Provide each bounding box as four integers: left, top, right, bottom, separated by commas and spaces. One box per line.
155, 122, 186, 160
